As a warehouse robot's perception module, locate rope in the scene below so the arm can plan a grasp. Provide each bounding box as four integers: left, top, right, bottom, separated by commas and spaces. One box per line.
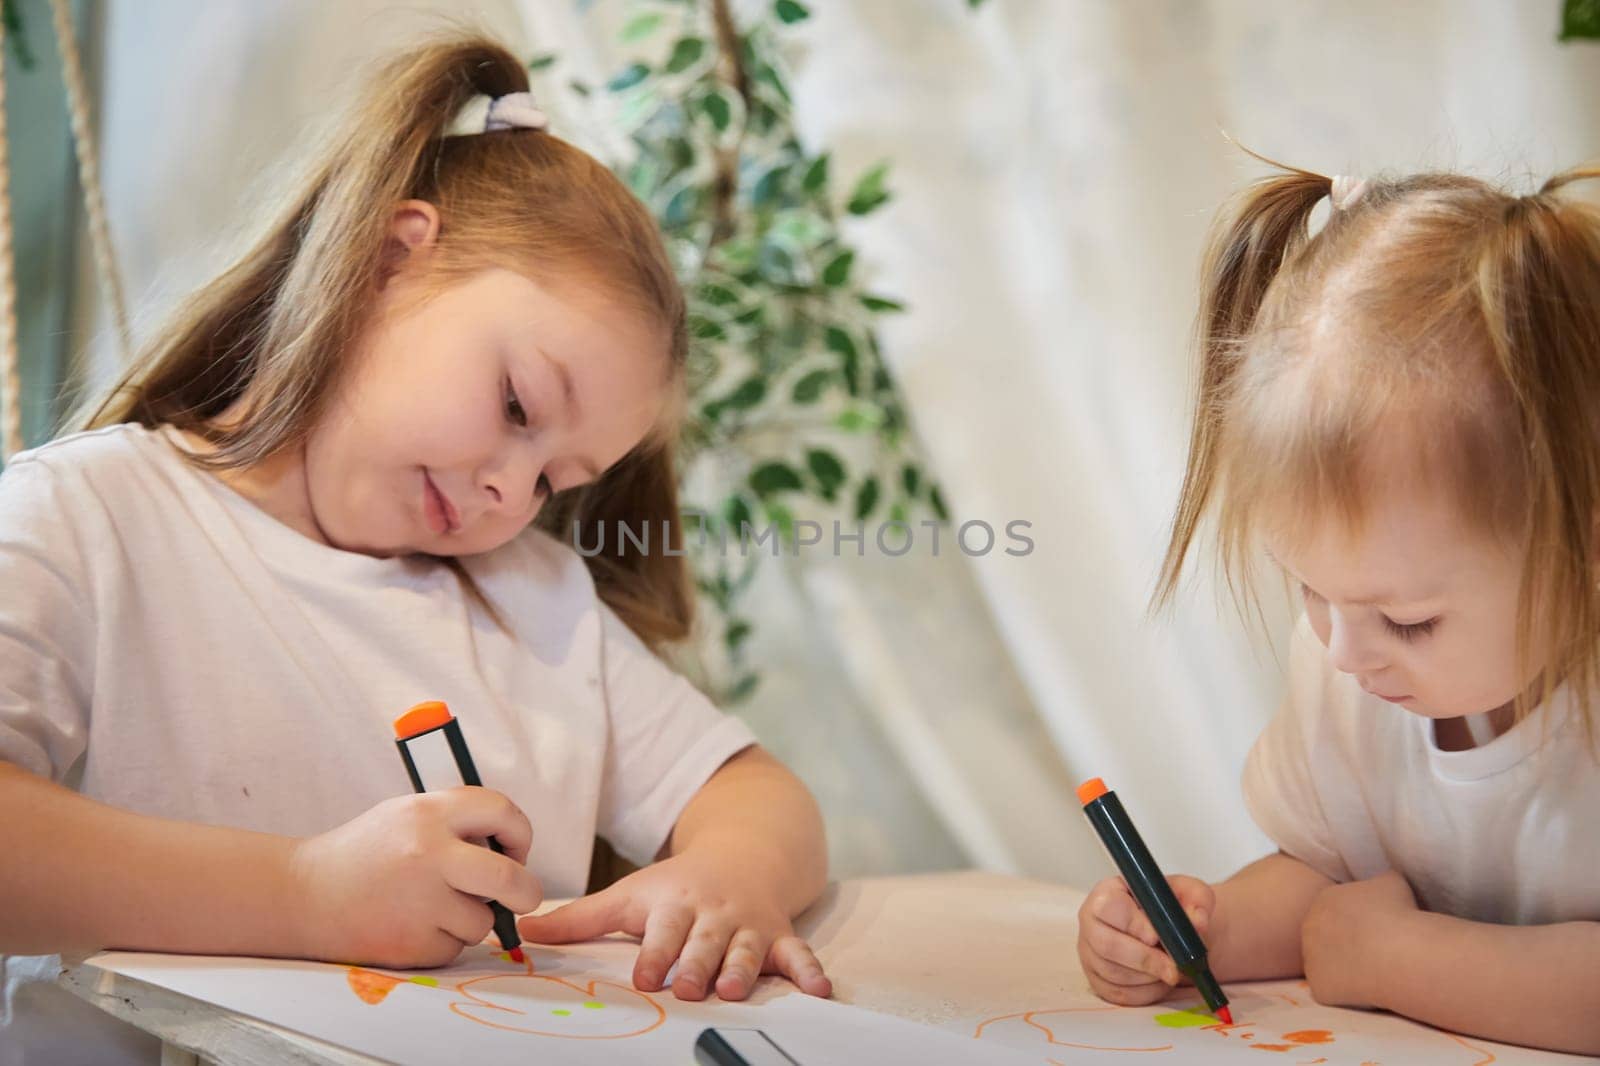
0, 10, 22, 460
49, 0, 130, 368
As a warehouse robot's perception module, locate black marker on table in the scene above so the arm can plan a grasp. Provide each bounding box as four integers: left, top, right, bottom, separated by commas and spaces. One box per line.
695, 1028, 802, 1066
1077, 776, 1232, 1024
393, 700, 524, 963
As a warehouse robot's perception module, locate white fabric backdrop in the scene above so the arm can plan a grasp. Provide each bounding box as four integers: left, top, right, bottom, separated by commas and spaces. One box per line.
68, 0, 1600, 884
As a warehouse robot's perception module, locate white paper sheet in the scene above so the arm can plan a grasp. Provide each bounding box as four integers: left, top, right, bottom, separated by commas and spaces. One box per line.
952, 980, 1595, 1065
86, 938, 1038, 1065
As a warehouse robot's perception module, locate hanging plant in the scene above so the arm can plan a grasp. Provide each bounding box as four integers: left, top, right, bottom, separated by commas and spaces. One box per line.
547, 0, 951, 703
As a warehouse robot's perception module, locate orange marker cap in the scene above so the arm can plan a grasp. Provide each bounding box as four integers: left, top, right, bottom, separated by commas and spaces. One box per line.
1076, 777, 1109, 805
393, 700, 454, 740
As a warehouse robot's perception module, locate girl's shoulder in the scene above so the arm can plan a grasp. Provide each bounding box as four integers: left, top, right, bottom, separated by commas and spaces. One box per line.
1, 422, 169, 486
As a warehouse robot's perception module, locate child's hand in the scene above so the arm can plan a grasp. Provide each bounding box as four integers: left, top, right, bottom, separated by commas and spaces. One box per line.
1077, 874, 1215, 1005
1301, 868, 1417, 1009
516, 848, 832, 1002
290, 788, 542, 969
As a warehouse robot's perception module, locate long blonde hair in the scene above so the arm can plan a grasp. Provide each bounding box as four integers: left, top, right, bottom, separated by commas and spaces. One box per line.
1156, 152, 1600, 737
68, 33, 696, 650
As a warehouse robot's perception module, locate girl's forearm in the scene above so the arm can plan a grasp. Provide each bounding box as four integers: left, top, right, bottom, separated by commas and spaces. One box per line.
1209, 851, 1335, 981
0, 762, 306, 957
665, 746, 827, 915
1374, 911, 1600, 1056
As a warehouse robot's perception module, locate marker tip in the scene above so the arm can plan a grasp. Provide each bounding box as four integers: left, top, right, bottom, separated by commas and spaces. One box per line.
1216, 1005, 1233, 1025
508, 947, 525, 963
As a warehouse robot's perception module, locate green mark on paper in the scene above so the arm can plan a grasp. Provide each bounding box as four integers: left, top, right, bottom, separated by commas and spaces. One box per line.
551, 1008, 571, 1016
406, 976, 438, 987
583, 1000, 605, 1010
1154, 1009, 1216, 1028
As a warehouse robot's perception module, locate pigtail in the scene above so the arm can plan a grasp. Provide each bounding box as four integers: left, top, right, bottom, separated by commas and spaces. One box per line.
1152, 157, 1332, 610
1476, 167, 1600, 736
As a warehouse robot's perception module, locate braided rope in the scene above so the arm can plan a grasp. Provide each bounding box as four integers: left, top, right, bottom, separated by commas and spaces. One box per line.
0, 13, 22, 459
50, 0, 130, 370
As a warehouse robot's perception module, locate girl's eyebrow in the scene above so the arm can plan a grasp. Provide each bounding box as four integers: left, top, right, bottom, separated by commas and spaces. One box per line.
1263, 548, 1442, 607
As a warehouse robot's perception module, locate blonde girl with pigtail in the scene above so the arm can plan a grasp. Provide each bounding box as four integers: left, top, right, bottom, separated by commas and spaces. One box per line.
0, 34, 829, 1064
1076, 158, 1600, 1055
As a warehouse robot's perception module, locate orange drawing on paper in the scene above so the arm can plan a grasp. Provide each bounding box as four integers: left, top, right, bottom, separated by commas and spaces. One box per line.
345, 944, 666, 1042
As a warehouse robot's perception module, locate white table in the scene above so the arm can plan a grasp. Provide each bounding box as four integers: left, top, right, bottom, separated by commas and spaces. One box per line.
62, 871, 1086, 1065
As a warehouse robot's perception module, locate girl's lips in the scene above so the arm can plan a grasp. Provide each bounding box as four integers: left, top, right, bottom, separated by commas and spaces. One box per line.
422, 471, 460, 534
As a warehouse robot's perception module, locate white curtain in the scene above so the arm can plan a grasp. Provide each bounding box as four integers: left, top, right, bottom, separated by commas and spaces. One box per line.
70, 0, 1600, 885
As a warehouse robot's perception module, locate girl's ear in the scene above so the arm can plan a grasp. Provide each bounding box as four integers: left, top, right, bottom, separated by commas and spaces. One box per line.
378, 199, 443, 288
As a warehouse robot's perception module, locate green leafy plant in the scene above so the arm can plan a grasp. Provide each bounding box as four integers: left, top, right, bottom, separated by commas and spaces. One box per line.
1562, 0, 1600, 38
552, 0, 951, 703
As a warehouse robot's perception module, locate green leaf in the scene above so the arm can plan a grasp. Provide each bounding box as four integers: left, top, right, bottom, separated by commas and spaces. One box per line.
665, 36, 707, 74
838, 404, 889, 428
901, 464, 921, 497
807, 449, 847, 494
792, 368, 832, 404
721, 377, 767, 411
855, 477, 881, 521
801, 154, 830, 193
607, 63, 650, 92
775, 0, 811, 23
701, 91, 733, 132
847, 162, 893, 215
725, 619, 754, 649
825, 326, 860, 393
724, 495, 755, 533
526, 53, 558, 72
699, 282, 742, 307
821, 250, 856, 287
968, 0, 989, 7
570, 79, 593, 97
620, 11, 664, 42
688, 314, 728, 342
930, 485, 950, 522
750, 462, 805, 496
1562, 0, 1600, 39
860, 293, 906, 313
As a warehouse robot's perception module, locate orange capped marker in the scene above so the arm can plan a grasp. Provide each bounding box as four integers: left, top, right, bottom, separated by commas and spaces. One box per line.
1077, 777, 1231, 1024
394, 701, 524, 963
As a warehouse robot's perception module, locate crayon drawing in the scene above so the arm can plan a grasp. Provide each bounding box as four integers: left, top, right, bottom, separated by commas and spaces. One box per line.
343, 941, 667, 1039
966, 981, 1591, 1066
86, 938, 1038, 1065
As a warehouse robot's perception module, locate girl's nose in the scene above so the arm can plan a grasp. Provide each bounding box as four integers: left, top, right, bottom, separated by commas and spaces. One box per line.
1325, 613, 1386, 676
479, 451, 541, 518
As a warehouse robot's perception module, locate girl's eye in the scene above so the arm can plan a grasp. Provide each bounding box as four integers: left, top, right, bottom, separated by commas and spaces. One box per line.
1301, 583, 1437, 641
505, 379, 527, 427
1384, 616, 1438, 642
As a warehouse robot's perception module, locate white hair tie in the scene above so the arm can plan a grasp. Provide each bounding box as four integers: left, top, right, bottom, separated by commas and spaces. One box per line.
1330, 174, 1370, 211
445, 91, 548, 137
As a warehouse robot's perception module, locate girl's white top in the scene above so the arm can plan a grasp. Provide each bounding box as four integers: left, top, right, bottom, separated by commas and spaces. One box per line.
0, 423, 754, 1065
1244, 613, 1600, 926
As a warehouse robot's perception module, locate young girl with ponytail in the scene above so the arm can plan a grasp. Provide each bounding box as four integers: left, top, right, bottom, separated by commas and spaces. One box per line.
1076, 160, 1600, 1055
0, 34, 829, 1063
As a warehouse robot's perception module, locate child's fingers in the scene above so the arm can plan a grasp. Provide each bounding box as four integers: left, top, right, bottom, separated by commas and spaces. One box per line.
671, 916, 735, 1001
1083, 914, 1180, 985
436, 890, 496, 949
435, 788, 533, 864
631, 903, 694, 992
765, 935, 832, 998
441, 840, 543, 915
713, 928, 771, 1001
518, 885, 630, 944
1076, 936, 1168, 1004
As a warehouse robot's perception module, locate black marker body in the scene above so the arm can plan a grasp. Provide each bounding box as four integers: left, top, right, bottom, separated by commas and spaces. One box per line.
1081, 789, 1228, 1015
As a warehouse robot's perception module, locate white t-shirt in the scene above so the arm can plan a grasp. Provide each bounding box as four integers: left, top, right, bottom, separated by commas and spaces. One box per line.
1243, 613, 1600, 927
0, 423, 755, 1065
